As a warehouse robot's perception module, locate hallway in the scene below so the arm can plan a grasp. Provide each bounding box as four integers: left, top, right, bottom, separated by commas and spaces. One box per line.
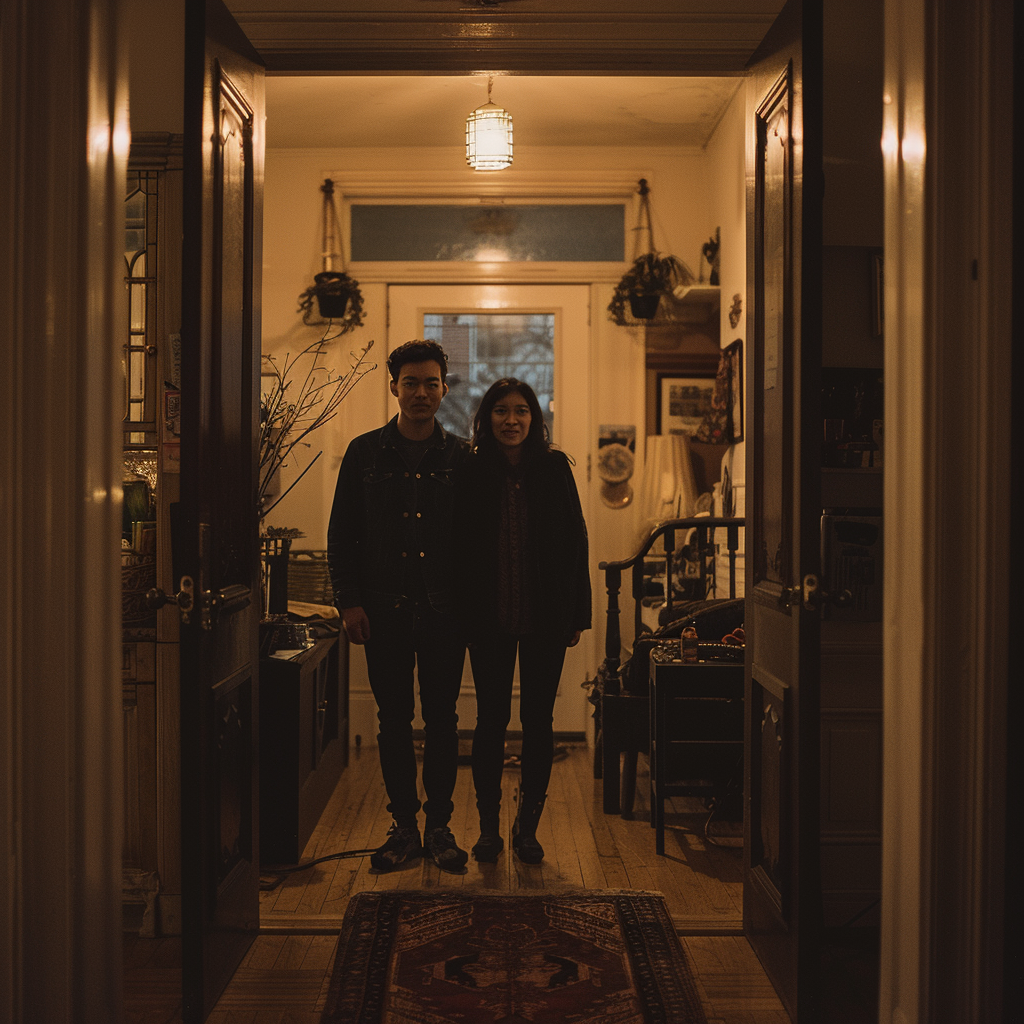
126, 744, 792, 1022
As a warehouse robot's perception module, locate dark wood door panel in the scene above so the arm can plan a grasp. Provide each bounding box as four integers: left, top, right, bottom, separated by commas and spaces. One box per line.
180, 2, 264, 1020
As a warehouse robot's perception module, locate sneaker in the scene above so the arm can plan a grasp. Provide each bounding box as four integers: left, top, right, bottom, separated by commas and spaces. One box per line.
424, 826, 469, 872
369, 824, 422, 872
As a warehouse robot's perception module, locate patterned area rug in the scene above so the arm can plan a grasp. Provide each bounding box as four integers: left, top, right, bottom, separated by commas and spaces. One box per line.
321, 889, 708, 1024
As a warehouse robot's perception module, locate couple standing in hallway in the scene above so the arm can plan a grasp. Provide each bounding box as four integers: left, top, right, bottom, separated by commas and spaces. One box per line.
327, 339, 591, 872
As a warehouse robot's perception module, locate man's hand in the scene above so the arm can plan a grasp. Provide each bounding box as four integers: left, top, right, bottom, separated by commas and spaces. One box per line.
341, 606, 371, 645
568, 630, 582, 648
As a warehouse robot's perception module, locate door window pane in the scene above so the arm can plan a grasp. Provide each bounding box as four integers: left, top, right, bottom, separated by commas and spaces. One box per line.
424, 313, 555, 442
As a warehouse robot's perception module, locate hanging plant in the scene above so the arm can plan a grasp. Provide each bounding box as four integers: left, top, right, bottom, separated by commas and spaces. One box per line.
296, 178, 365, 334
608, 179, 693, 326
297, 270, 365, 331
608, 251, 692, 325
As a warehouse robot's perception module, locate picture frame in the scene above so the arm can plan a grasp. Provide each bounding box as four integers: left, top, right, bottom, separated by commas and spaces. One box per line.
725, 339, 744, 442
655, 373, 716, 436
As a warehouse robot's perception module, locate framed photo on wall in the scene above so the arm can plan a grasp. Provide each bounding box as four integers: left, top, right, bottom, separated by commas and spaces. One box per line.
655, 373, 716, 436
725, 339, 744, 442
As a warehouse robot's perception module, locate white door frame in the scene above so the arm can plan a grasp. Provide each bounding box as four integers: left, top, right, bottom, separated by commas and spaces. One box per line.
1, 0, 128, 1020
879, 1, 1012, 1021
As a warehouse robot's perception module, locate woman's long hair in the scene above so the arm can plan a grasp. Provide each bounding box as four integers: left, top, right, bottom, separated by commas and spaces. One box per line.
472, 378, 550, 460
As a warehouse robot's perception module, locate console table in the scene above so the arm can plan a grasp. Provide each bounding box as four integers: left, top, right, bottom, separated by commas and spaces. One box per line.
259, 634, 348, 864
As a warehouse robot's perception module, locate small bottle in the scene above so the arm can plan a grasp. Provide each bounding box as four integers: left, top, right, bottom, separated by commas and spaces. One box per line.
680, 622, 699, 663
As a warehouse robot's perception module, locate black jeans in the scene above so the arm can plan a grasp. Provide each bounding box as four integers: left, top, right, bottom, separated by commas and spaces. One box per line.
363, 600, 466, 830
469, 632, 568, 817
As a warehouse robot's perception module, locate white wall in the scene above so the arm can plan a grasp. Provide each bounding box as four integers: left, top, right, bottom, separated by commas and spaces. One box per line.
703, 84, 748, 529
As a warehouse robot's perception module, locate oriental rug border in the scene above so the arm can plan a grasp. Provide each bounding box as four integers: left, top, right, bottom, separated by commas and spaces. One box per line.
321, 888, 708, 1024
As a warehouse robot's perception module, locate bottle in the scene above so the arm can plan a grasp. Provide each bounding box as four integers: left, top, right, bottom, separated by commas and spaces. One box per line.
680, 621, 699, 663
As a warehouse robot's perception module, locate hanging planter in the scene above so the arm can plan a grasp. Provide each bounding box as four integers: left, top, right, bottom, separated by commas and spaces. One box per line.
296, 179, 365, 334
608, 179, 693, 326
310, 270, 360, 320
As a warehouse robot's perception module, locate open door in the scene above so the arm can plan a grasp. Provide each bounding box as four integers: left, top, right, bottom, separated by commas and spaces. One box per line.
743, 0, 823, 1020
179, 1, 264, 1019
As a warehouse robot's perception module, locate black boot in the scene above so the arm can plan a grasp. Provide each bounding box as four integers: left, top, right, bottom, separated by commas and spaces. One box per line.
472, 812, 504, 863
511, 793, 546, 864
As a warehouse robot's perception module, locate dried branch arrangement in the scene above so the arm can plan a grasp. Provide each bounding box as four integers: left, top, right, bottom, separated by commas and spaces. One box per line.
259, 328, 376, 518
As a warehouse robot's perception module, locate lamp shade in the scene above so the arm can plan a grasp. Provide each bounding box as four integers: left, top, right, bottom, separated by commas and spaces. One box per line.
637, 434, 699, 543
466, 100, 513, 171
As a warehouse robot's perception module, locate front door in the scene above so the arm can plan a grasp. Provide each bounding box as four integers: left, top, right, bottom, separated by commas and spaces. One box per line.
743, 0, 823, 1020
389, 283, 595, 734
179, 1, 265, 1020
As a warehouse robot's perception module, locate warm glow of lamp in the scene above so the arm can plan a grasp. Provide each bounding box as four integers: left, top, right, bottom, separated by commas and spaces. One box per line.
466, 77, 513, 171
637, 434, 700, 547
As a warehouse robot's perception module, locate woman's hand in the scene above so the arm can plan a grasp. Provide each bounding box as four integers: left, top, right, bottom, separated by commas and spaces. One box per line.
567, 630, 582, 648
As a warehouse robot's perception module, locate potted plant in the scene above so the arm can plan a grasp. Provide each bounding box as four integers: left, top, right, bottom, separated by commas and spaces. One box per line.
297, 270, 365, 332
296, 178, 366, 333
608, 251, 692, 325
608, 179, 694, 326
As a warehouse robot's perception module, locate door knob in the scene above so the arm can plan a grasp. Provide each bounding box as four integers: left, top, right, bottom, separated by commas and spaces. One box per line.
146, 576, 195, 624
802, 573, 852, 612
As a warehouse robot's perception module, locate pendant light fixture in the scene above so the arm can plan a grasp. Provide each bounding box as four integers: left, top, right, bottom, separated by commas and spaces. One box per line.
465, 76, 513, 171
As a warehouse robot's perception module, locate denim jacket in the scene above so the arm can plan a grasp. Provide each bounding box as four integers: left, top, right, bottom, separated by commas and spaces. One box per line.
327, 416, 469, 616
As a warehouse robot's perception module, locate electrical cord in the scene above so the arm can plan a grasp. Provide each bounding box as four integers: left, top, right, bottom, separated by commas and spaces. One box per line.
260, 847, 378, 891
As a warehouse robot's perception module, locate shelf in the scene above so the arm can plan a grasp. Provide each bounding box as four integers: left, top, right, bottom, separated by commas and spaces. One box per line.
666, 283, 720, 324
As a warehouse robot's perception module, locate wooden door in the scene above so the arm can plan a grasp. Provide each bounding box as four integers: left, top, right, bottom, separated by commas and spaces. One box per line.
742, 0, 823, 1020
179, 1, 264, 1019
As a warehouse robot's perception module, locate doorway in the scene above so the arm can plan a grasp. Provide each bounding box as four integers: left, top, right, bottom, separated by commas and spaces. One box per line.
389, 282, 596, 737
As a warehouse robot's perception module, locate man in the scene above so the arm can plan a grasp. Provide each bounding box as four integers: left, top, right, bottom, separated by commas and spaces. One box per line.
327, 340, 469, 872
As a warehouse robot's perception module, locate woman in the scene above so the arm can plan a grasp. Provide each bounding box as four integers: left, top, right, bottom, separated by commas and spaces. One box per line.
456, 378, 591, 864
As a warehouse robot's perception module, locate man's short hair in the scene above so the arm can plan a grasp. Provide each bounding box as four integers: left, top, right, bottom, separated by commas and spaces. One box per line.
387, 340, 449, 383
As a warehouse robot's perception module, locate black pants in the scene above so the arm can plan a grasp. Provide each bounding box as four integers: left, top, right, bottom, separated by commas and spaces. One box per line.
469, 632, 568, 818
363, 600, 466, 830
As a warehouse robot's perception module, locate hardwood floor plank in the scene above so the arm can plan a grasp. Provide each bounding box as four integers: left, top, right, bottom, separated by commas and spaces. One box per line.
274, 935, 315, 970
127, 744, 837, 1024
300, 934, 339, 972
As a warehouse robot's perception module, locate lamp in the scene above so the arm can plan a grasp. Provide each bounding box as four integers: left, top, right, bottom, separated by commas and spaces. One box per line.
637, 434, 699, 545
466, 77, 513, 171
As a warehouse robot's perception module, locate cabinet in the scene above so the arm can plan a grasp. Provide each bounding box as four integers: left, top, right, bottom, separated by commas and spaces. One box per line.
259, 634, 349, 864
649, 648, 744, 855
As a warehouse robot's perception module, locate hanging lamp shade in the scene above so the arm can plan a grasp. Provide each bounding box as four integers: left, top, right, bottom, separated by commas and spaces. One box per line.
466, 78, 513, 171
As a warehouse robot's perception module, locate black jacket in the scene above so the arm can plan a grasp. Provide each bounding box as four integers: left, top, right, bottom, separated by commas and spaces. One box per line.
327, 416, 469, 615
455, 446, 591, 644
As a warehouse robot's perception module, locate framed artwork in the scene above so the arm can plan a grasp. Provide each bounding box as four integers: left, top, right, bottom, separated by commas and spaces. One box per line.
656, 373, 716, 436
725, 339, 744, 442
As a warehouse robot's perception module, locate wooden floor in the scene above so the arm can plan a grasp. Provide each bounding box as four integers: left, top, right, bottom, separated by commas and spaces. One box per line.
125, 743, 816, 1023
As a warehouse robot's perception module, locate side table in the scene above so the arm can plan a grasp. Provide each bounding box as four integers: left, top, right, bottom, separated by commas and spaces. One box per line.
649, 646, 744, 854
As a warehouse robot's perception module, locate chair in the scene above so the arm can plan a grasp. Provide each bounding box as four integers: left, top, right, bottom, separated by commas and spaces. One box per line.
590, 516, 744, 817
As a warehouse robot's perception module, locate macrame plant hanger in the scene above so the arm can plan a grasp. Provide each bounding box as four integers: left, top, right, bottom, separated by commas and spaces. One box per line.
632, 178, 657, 262
298, 178, 364, 332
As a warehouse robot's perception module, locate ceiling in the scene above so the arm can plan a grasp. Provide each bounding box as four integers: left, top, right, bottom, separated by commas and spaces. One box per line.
266, 75, 745, 150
